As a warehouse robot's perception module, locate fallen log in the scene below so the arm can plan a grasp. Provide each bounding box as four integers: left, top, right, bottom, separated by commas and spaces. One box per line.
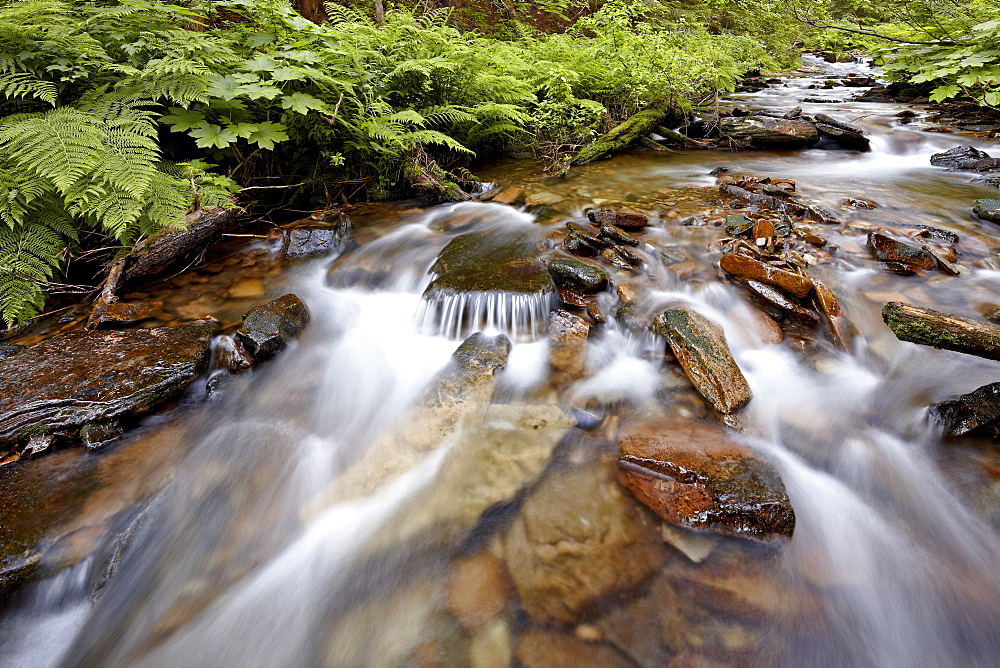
86, 207, 243, 328
656, 126, 708, 149
882, 302, 1000, 360
572, 100, 672, 165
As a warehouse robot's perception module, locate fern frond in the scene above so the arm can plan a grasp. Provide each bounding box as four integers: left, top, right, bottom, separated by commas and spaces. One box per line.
0, 73, 58, 105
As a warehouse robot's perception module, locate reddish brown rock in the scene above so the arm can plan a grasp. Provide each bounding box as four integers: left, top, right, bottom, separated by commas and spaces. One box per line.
812, 280, 849, 350
445, 551, 512, 632
719, 254, 814, 299
587, 209, 650, 229
0, 322, 215, 451
96, 301, 162, 328
652, 308, 752, 414
617, 418, 795, 542
866, 233, 936, 271
516, 631, 632, 668
504, 463, 666, 623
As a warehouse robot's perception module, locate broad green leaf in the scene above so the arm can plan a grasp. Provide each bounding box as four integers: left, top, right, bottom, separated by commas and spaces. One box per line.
246, 32, 276, 49
985, 91, 1000, 107
247, 121, 289, 150
205, 74, 246, 100
270, 66, 302, 82
159, 107, 206, 132
227, 122, 259, 139
280, 92, 328, 114
241, 55, 278, 72
189, 122, 238, 149
929, 84, 961, 102
239, 83, 283, 100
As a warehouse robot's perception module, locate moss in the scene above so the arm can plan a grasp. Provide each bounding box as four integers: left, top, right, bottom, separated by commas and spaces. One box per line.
571, 100, 673, 165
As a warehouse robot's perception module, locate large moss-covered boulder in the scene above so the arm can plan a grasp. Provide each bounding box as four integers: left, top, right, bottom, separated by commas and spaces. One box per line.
719, 116, 820, 149
0, 322, 215, 453
426, 231, 553, 295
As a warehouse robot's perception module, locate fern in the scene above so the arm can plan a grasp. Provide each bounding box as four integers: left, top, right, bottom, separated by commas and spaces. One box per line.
0, 72, 57, 105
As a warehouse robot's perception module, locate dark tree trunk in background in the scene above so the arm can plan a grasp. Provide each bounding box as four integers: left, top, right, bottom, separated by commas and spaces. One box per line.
293, 0, 329, 24
374, 0, 385, 25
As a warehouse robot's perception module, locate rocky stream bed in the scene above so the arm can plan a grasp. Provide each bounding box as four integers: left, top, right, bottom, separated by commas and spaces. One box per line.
3, 55, 1000, 667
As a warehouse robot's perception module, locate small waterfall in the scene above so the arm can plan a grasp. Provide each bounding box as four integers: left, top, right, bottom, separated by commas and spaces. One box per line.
416, 287, 553, 341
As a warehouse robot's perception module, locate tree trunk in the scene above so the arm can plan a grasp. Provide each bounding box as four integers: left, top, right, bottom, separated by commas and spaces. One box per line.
571, 100, 672, 165
374, 0, 385, 25
882, 302, 1000, 361
293, 0, 329, 24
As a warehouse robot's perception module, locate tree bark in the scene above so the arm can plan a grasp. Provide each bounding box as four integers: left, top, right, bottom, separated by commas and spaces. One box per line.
293, 0, 329, 24
123, 208, 243, 283
374, 0, 385, 25
882, 302, 1000, 360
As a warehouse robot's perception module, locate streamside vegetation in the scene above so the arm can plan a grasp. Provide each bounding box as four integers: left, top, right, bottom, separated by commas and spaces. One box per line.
0, 0, 997, 327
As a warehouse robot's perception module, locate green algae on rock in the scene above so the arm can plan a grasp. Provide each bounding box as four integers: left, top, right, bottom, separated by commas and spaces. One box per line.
0, 321, 215, 455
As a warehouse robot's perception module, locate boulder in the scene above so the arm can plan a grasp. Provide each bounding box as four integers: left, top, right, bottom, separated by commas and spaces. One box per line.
617, 418, 795, 542
719, 254, 814, 298
234, 294, 310, 361
651, 308, 752, 414
546, 258, 609, 293
974, 199, 1000, 223
932, 382, 1000, 436
740, 280, 820, 328
504, 463, 666, 623
719, 116, 820, 149
0, 322, 215, 451
284, 215, 353, 260
930, 146, 1000, 171
426, 230, 554, 296
866, 233, 936, 271
95, 301, 162, 328
814, 122, 870, 151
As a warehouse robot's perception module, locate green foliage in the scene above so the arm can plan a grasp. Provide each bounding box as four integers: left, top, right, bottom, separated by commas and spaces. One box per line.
0, 0, 804, 325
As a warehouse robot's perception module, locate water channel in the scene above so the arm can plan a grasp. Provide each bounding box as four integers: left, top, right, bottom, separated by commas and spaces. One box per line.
2, 55, 1000, 667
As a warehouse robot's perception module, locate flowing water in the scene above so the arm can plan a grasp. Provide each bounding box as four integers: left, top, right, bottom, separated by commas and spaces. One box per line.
3, 55, 1000, 666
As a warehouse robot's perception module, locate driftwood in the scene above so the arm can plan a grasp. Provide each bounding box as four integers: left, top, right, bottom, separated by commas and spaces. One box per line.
85, 207, 243, 328
572, 100, 672, 165
882, 302, 1000, 360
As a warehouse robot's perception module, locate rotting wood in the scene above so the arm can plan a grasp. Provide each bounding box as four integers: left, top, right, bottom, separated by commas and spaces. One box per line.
882, 302, 1000, 360
655, 126, 708, 149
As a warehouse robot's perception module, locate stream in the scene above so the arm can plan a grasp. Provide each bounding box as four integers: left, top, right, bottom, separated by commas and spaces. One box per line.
3, 55, 1000, 667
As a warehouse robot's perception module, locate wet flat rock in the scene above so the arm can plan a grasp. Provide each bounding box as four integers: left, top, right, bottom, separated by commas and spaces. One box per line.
974, 199, 1000, 223
425, 230, 554, 295
617, 418, 795, 542
0, 322, 215, 450
652, 308, 752, 414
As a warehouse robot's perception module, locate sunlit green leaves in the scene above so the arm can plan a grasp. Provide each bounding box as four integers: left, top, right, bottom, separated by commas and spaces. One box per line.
188, 122, 237, 149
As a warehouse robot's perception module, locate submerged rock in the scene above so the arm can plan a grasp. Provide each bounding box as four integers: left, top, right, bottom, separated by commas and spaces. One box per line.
445, 552, 512, 632
617, 418, 795, 542
546, 257, 609, 293
932, 382, 1000, 436
95, 301, 162, 328
0, 344, 25, 361
0, 322, 215, 452
548, 309, 589, 390
866, 233, 936, 271
974, 199, 1000, 223
234, 294, 310, 361
652, 308, 752, 414
504, 462, 666, 623
516, 630, 632, 668
719, 116, 820, 149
